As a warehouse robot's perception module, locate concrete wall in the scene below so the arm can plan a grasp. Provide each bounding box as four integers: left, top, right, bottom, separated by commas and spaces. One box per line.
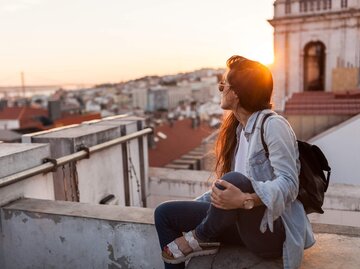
22, 115, 149, 207
147, 167, 213, 208
332, 67, 360, 92
287, 114, 351, 140
0, 143, 54, 206
147, 167, 360, 211
0, 198, 162, 269
309, 114, 360, 185
75, 144, 126, 205
0, 119, 19, 130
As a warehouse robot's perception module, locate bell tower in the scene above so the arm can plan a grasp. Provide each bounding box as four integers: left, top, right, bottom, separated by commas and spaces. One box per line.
269, 0, 360, 111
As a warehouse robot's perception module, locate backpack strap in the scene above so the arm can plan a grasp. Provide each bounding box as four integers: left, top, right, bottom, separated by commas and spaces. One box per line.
260, 112, 275, 158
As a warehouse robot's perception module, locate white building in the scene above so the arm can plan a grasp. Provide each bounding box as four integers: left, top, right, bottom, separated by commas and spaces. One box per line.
131, 87, 148, 110
167, 85, 192, 110
269, 0, 360, 111
191, 77, 218, 104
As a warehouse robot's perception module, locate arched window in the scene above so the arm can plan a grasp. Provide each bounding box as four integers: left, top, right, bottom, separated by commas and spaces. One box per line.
341, 0, 347, 8
303, 42, 326, 91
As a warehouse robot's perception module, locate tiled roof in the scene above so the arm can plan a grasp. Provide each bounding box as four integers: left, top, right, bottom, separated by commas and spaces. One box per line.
0, 106, 49, 130
285, 91, 360, 115
148, 119, 214, 167
0, 106, 47, 120
54, 113, 101, 127
0, 106, 101, 131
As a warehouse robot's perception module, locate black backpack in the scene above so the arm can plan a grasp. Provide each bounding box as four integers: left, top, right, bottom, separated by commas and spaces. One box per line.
260, 113, 331, 214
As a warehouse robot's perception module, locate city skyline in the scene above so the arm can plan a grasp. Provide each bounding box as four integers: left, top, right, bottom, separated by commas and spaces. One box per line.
0, 0, 275, 86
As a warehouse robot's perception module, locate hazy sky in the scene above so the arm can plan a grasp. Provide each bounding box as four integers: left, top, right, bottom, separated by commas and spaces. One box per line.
0, 0, 275, 86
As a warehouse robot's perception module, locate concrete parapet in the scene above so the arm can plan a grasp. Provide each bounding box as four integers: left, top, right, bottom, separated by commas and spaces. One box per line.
0, 143, 54, 206
0, 143, 49, 178
21, 115, 149, 207
148, 167, 212, 207
323, 183, 360, 211
187, 232, 360, 269
148, 167, 360, 213
0, 198, 162, 269
1, 197, 360, 269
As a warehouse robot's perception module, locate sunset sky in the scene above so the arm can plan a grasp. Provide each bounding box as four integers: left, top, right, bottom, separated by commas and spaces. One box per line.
0, 0, 275, 86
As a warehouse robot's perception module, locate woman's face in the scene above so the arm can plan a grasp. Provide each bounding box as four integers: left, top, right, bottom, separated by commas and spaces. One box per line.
219, 72, 239, 111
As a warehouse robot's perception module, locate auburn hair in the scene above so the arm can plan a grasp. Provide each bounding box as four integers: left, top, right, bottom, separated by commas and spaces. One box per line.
215, 55, 273, 178
215, 112, 238, 178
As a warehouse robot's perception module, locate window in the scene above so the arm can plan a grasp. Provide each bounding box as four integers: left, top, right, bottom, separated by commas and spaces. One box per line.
323, 0, 332, 10
341, 0, 348, 8
300, 0, 332, 12
316, 0, 321, 10
310, 0, 314, 11
285, 0, 291, 14
300, 0, 305, 12
304, 0, 308, 12
304, 42, 326, 92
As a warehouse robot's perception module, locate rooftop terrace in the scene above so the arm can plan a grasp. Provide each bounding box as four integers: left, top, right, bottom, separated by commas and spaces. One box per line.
1, 115, 360, 268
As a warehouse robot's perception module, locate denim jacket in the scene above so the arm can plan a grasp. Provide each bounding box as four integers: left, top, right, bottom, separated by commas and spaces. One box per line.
196, 109, 315, 269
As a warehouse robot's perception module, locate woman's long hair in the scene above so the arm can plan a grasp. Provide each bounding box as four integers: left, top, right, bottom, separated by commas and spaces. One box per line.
214, 55, 273, 178
215, 112, 238, 178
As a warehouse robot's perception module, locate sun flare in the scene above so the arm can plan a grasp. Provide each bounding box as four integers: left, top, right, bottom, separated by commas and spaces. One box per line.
249, 51, 274, 66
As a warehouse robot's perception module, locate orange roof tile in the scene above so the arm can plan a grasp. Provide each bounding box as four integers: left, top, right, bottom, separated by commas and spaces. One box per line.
149, 119, 214, 167
54, 113, 101, 127
0, 107, 47, 120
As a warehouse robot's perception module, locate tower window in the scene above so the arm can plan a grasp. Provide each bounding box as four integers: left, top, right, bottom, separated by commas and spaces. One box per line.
323, 0, 332, 10
310, 0, 314, 11
285, 0, 291, 14
300, 0, 334, 13
316, 0, 321, 10
285, 0, 291, 13
300, 0, 304, 12
302, 0, 308, 12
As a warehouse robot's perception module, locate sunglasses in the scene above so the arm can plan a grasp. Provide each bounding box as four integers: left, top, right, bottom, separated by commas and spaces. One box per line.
218, 82, 232, 92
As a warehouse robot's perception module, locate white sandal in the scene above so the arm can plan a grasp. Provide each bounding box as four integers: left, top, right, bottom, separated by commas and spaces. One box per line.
161, 231, 220, 264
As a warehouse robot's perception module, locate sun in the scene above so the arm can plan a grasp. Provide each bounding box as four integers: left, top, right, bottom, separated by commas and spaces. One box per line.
243, 43, 274, 66
248, 51, 274, 66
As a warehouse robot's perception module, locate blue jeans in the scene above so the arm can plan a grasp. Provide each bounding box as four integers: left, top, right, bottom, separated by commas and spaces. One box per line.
154, 172, 285, 269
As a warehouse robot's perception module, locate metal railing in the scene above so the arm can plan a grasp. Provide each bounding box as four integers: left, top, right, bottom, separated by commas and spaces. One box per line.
0, 128, 153, 188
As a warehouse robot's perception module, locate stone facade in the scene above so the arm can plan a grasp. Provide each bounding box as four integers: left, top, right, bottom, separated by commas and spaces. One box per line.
332, 67, 360, 92
269, 0, 360, 111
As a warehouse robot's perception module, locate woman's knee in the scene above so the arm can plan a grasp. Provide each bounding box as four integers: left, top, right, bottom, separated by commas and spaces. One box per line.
221, 172, 253, 192
154, 201, 172, 226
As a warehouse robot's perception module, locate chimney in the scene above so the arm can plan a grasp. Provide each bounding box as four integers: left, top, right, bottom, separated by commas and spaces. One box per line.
48, 100, 61, 121
0, 99, 8, 111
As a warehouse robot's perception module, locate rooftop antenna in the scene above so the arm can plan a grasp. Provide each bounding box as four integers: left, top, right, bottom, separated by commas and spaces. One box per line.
21, 71, 26, 97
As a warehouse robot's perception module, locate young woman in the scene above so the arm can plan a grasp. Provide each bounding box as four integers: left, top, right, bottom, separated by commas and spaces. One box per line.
154, 55, 315, 269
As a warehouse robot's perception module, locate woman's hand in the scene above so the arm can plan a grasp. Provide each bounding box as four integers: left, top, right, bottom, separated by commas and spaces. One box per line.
211, 180, 248, 210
